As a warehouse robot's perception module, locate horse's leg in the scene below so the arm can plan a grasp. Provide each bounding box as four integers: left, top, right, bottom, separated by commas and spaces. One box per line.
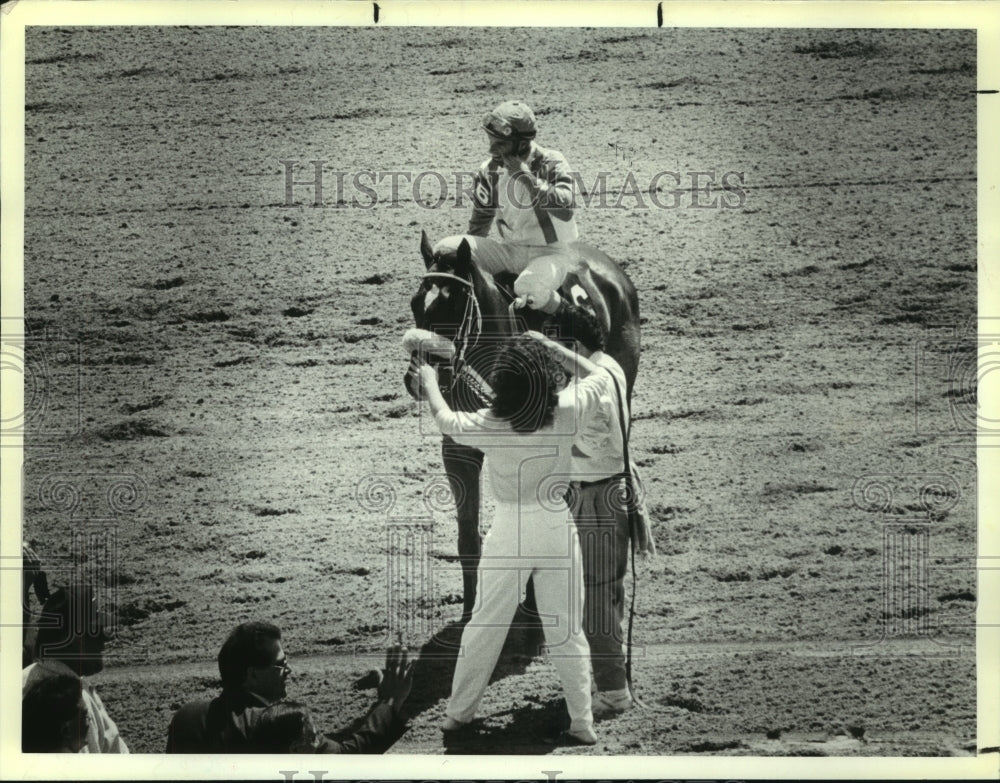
441, 436, 485, 620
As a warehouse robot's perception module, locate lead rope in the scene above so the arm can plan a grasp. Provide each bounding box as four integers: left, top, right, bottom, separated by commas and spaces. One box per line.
507, 300, 520, 334
609, 373, 648, 710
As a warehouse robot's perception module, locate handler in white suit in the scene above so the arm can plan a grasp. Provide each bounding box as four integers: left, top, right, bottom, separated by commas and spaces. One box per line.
414, 335, 612, 746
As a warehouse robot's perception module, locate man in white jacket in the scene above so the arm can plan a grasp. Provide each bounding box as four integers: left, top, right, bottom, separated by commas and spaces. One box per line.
530, 303, 655, 717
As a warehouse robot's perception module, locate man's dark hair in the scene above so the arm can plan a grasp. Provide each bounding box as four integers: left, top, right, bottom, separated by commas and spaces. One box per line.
218, 621, 282, 693
22, 669, 84, 752
249, 700, 312, 753
489, 336, 560, 433
33, 585, 106, 675
549, 303, 606, 353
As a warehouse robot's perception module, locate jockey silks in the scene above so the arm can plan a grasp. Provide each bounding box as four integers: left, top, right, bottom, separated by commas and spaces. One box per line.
467, 142, 579, 246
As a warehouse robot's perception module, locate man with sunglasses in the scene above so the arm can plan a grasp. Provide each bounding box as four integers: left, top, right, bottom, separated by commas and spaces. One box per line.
167, 621, 414, 753
433, 100, 586, 314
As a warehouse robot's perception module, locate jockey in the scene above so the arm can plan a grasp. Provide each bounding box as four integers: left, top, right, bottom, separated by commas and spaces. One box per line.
433, 100, 581, 314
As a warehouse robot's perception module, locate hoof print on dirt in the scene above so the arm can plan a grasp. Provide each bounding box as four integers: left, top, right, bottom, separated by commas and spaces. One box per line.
358, 273, 392, 285
707, 560, 798, 582
248, 505, 296, 517
348, 623, 387, 637
231, 594, 265, 604
173, 310, 229, 324
145, 276, 185, 290
761, 481, 836, 499
119, 597, 187, 627
332, 566, 370, 576
121, 396, 167, 414
732, 397, 767, 406
649, 503, 692, 522
329, 356, 367, 366
342, 332, 377, 344
790, 440, 824, 452
683, 739, 746, 753
937, 590, 975, 603
213, 356, 254, 368
94, 418, 170, 441
793, 40, 883, 59
282, 305, 313, 318
317, 637, 346, 646
192, 310, 230, 323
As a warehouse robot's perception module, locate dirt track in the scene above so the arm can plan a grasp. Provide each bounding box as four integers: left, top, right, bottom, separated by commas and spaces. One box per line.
20, 26, 977, 756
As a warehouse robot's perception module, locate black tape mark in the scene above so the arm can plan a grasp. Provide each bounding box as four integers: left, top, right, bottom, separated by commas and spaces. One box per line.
976, 89, 998, 94
374, 2, 380, 23
657, 2, 663, 27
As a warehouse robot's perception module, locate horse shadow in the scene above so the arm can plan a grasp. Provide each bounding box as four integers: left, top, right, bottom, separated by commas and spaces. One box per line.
397, 603, 579, 755
403, 602, 547, 719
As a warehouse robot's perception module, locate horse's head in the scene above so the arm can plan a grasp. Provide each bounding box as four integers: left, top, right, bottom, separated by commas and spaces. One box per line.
403, 232, 486, 400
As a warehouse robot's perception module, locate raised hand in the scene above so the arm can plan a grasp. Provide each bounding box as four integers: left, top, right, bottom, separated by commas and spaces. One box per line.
378, 643, 415, 713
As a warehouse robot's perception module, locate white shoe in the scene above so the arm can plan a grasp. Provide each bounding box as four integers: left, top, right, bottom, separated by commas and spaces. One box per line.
441, 716, 469, 732
565, 726, 598, 745
592, 688, 633, 717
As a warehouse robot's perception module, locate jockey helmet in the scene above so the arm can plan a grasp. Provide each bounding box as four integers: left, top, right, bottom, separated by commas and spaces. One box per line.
482, 100, 537, 140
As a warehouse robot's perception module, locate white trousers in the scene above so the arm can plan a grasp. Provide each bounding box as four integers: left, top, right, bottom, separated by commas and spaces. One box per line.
445, 501, 594, 732
433, 235, 575, 304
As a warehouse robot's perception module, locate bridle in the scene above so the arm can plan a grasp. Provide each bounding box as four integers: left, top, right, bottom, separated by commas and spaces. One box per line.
421, 271, 483, 387
420, 267, 523, 402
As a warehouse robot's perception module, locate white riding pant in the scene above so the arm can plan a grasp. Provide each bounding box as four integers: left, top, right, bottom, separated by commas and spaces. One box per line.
445, 500, 593, 733
433, 235, 575, 304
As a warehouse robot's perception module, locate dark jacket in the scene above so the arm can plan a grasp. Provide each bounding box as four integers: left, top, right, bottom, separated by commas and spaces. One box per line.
166, 690, 405, 754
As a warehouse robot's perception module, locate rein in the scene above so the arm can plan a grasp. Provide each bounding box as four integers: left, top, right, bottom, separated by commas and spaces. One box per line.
422, 271, 483, 386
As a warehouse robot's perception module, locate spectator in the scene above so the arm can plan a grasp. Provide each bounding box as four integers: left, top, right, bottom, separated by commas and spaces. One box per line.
22, 666, 88, 753
21, 541, 51, 667
23, 584, 128, 753
167, 621, 413, 753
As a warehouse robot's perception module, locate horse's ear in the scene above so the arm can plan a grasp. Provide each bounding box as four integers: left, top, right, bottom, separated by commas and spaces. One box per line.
454, 238, 473, 278
420, 230, 435, 269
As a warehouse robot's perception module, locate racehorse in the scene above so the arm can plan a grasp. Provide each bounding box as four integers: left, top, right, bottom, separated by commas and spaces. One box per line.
403, 230, 641, 619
